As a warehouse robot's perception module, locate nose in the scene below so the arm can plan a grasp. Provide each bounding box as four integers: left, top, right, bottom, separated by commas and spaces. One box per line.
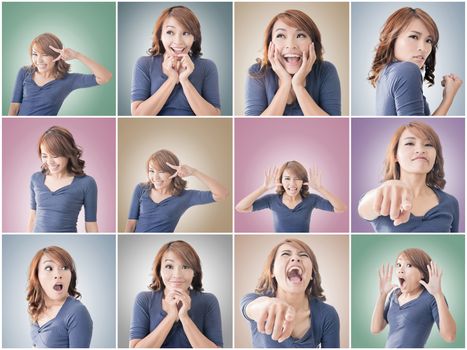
174, 32, 184, 45
417, 41, 429, 54
285, 36, 297, 50
54, 271, 63, 279
290, 256, 301, 262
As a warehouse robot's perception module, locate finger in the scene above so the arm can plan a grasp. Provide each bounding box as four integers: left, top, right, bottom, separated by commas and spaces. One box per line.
389, 187, 401, 221
49, 45, 61, 53
373, 187, 384, 213
401, 189, 412, 211
168, 171, 178, 179
394, 209, 410, 226
257, 310, 268, 333
388, 264, 394, 280
427, 262, 433, 278
380, 186, 390, 216
278, 306, 295, 342
52, 55, 62, 62
419, 280, 428, 288
264, 305, 276, 335
271, 307, 284, 341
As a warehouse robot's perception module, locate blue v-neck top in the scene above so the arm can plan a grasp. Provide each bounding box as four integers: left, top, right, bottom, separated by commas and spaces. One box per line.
30, 172, 98, 232
12, 67, 97, 116
252, 193, 334, 232
30, 296, 93, 348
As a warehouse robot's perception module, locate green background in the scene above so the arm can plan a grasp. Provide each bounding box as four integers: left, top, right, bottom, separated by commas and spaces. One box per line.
2, 2, 116, 116
351, 235, 465, 348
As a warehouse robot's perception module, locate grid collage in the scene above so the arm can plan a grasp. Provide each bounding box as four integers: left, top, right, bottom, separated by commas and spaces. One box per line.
1, 0, 466, 349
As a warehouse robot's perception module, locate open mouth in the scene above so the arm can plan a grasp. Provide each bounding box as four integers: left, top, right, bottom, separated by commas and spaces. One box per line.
398, 277, 406, 288
282, 54, 302, 65
53, 283, 63, 292
287, 266, 303, 283
170, 47, 186, 57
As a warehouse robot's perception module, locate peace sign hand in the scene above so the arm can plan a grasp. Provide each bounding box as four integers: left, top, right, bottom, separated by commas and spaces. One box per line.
49, 45, 79, 62
166, 162, 195, 179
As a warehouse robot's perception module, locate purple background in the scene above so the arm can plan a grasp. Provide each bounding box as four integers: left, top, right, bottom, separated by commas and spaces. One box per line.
351, 118, 465, 232
235, 118, 349, 232
3, 119, 116, 232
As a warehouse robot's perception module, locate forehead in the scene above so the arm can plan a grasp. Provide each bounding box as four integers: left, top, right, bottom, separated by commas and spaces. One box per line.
162, 250, 184, 263
402, 18, 431, 36
32, 44, 45, 53
396, 254, 411, 262
282, 168, 299, 177
399, 128, 429, 141
39, 254, 60, 265
276, 243, 308, 255
163, 16, 186, 30
273, 18, 301, 32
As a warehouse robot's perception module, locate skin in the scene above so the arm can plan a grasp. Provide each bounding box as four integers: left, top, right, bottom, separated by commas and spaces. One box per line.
125, 160, 228, 232
8, 44, 112, 116
129, 251, 218, 348
131, 16, 220, 116
235, 165, 347, 218
36, 255, 72, 327
370, 255, 456, 342
259, 19, 329, 116
358, 128, 440, 226
245, 244, 313, 342
393, 18, 462, 116
27, 145, 99, 233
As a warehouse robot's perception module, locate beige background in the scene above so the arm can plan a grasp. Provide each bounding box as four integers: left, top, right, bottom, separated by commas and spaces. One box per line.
118, 119, 232, 232
235, 235, 349, 347
235, 2, 349, 116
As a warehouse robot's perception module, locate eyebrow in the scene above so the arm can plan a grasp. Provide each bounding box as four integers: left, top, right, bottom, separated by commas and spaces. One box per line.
165, 25, 176, 29
409, 30, 433, 38
41, 260, 54, 264
164, 259, 175, 262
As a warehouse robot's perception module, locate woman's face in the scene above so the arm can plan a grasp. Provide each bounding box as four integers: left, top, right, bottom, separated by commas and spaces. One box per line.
160, 250, 194, 291
161, 16, 195, 57
396, 128, 436, 176
271, 19, 312, 75
40, 145, 69, 175
396, 254, 423, 293
394, 18, 433, 69
37, 254, 72, 302
272, 243, 313, 294
31, 44, 56, 74
281, 168, 304, 197
148, 161, 173, 191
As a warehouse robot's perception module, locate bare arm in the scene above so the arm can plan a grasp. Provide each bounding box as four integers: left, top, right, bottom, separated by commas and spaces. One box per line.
235, 167, 279, 212
129, 314, 177, 348
432, 74, 463, 116
27, 209, 36, 232
293, 86, 329, 116
180, 315, 218, 348
8, 103, 20, 116
85, 221, 98, 232
306, 166, 346, 212
125, 219, 137, 233
131, 78, 177, 116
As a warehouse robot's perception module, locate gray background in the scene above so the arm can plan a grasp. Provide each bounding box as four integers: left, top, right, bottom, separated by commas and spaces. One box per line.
118, 2, 232, 116
118, 234, 232, 347
351, 2, 465, 116
2, 235, 116, 348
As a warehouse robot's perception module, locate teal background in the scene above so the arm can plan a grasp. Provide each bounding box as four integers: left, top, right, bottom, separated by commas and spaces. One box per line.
118, 2, 232, 116
351, 235, 465, 348
2, 2, 116, 116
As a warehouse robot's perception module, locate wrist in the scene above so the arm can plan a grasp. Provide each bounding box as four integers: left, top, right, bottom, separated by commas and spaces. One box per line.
75, 52, 83, 60
179, 313, 190, 323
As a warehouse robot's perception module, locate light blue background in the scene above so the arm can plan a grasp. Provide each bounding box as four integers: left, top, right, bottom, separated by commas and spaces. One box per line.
351, 2, 465, 116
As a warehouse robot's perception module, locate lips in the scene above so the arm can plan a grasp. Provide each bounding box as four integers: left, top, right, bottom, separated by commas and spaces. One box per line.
53, 283, 63, 292
412, 156, 428, 162
287, 266, 303, 283
282, 53, 302, 65
398, 277, 406, 288
170, 47, 186, 58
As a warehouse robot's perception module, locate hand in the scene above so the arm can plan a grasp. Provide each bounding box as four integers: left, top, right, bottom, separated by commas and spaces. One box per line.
162, 54, 180, 83
256, 298, 296, 343
420, 261, 443, 297
178, 54, 195, 83
176, 289, 192, 318
166, 162, 195, 178
441, 74, 463, 101
263, 167, 281, 190
304, 164, 321, 191
292, 43, 316, 89
373, 180, 413, 226
163, 289, 182, 319
378, 264, 397, 295
268, 42, 291, 88
49, 46, 79, 62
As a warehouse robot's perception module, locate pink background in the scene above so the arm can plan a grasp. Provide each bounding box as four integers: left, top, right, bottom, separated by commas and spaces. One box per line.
3, 119, 116, 232
235, 118, 349, 232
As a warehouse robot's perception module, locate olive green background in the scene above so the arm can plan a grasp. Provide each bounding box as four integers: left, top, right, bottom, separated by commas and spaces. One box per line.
2, 2, 116, 116
351, 235, 465, 348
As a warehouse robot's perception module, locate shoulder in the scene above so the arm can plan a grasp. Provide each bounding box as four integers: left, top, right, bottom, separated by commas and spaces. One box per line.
134, 290, 158, 304
248, 62, 262, 74
317, 60, 338, 74
134, 183, 149, 194
385, 61, 421, 81
134, 55, 159, 70
434, 188, 458, 205
18, 66, 32, 77
63, 297, 91, 318
195, 57, 217, 69
311, 297, 339, 320
31, 171, 44, 182
77, 175, 96, 184
191, 291, 219, 305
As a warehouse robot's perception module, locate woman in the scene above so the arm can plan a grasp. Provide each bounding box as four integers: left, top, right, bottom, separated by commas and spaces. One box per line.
236, 161, 346, 232
28, 126, 98, 233
371, 248, 456, 347
131, 6, 221, 116
9, 32, 112, 116
241, 238, 339, 347
126, 149, 228, 232
244, 9, 341, 116
369, 7, 463, 116
27, 246, 92, 348
358, 121, 459, 232
129, 240, 223, 348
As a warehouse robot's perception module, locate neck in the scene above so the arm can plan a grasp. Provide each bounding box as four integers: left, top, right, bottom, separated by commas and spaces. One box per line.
153, 186, 173, 196
44, 295, 68, 309
49, 171, 71, 180
276, 289, 308, 311
399, 173, 429, 197
401, 286, 423, 298
37, 70, 54, 79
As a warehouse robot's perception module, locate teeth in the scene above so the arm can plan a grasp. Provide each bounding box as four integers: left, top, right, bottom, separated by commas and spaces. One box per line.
283, 54, 300, 58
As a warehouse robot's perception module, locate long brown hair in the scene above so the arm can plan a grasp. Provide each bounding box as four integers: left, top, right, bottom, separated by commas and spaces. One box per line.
368, 7, 439, 87
397, 248, 432, 285
38, 126, 85, 176
276, 161, 310, 198
256, 238, 325, 300
149, 240, 203, 292
383, 121, 445, 189
29, 33, 70, 80
148, 6, 202, 57
26, 246, 80, 322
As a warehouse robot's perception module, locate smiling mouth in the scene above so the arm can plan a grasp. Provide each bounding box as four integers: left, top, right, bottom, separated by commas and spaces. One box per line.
287, 266, 303, 283
282, 54, 302, 65
170, 47, 186, 57
53, 283, 63, 292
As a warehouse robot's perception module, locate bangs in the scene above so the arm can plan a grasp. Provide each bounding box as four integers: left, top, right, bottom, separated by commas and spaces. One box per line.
277, 13, 308, 34
41, 136, 66, 157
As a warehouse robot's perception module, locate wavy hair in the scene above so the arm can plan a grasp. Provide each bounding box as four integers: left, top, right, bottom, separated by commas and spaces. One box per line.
29, 33, 70, 80
26, 246, 80, 322
368, 7, 439, 87
397, 248, 432, 286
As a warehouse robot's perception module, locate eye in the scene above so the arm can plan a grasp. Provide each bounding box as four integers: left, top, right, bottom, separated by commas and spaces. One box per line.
409, 34, 419, 40
426, 38, 433, 44
297, 33, 307, 38
183, 31, 191, 36
164, 264, 173, 269
148, 169, 155, 174
60, 266, 68, 271
407, 264, 412, 268
404, 142, 415, 146
182, 265, 191, 270
299, 253, 309, 258
166, 30, 174, 35
45, 266, 53, 271
396, 263, 401, 268
425, 143, 434, 147
275, 33, 285, 39
281, 252, 291, 256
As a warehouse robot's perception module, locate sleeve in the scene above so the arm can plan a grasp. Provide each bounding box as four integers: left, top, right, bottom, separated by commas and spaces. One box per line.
244, 65, 268, 116
128, 184, 143, 220
252, 194, 273, 212
317, 62, 341, 116
240, 293, 260, 322
12, 67, 26, 103
311, 194, 334, 212
391, 62, 426, 116
383, 291, 392, 323
69, 73, 98, 90
67, 303, 93, 348
83, 177, 98, 222
201, 59, 221, 109
320, 305, 340, 348
30, 175, 37, 210
131, 57, 152, 102
451, 195, 459, 233
186, 190, 215, 207
430, 294, 442, 329
129, 292, 151, 340
202, 294, 224, 347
